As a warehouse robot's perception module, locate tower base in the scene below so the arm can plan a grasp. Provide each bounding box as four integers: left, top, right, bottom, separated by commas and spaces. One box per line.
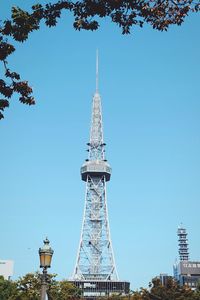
69, 280, 130, 298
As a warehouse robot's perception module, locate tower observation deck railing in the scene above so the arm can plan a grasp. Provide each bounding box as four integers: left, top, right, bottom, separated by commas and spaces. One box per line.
81, 160, 111, 181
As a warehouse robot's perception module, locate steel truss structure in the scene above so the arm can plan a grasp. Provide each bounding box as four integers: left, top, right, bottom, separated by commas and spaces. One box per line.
72, 53, 118, 282
178, 225, 189, 261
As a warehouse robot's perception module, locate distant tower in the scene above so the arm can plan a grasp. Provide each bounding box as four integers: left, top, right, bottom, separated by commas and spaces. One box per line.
177, 225, 189, 261
173, 225, 200, 288
71, 53, 129, 297
73, 51, 118, 281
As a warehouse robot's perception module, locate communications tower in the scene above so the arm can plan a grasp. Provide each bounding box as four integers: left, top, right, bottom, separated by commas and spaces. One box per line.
70, 53, 130, 297
177, 225, 189, 261
173, 225, 200, 288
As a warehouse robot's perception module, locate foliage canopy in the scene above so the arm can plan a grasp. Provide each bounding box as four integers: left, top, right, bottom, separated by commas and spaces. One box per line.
0, 273, 81, 300
1, 275, 200, 299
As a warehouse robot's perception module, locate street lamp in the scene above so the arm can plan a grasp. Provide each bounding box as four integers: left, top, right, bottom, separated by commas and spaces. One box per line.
39, 238, 54, 300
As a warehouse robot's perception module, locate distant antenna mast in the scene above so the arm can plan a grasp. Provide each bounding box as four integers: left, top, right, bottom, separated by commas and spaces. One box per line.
96, 49, 99, 93
177, 225, 189, 261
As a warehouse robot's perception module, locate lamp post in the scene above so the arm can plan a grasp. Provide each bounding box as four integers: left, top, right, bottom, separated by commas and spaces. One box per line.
39, 238, 54, 300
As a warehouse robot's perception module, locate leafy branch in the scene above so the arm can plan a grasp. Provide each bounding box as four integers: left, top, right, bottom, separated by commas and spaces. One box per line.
0, 0, 199, 119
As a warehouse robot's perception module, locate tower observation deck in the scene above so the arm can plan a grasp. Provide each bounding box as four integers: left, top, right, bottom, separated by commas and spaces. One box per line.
70, 53, 130, 298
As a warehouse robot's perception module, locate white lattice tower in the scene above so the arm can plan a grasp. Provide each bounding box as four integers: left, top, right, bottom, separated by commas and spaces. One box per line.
73, 52, 118, 281
177, 225, 189, 261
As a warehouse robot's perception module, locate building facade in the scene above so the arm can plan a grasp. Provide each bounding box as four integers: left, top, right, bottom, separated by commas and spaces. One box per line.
0, 260, 14, 280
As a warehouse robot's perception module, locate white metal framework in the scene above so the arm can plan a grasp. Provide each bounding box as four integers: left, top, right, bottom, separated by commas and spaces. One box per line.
73, 53, 118, 281
177, 225, 189, 261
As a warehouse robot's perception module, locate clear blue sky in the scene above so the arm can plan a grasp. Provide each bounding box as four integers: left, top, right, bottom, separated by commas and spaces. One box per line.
1, 0, 200, 290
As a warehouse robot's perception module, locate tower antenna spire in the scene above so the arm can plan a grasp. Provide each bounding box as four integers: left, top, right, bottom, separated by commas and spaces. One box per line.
96, 49, 99, 93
